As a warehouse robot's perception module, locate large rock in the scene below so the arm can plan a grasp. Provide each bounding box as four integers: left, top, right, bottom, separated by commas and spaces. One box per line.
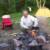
37, 17, 50, 35
35, 7, 50, 35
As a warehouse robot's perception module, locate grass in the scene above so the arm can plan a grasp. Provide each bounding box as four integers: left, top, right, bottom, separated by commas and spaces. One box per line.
0, 8, 37, 23
10, 12, 22, 24
8, 11, 36, 24
0, 17, 2, 22
0, 12, 22, 24
0, 12, 33, 24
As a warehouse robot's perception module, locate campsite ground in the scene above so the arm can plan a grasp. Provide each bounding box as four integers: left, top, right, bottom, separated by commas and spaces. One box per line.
0, 11, 50, 50
0, 11, 50, 42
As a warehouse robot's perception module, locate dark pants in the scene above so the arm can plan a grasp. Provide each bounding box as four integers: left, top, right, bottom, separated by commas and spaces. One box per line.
29, 45, 43, 50
32, 27, 39, 30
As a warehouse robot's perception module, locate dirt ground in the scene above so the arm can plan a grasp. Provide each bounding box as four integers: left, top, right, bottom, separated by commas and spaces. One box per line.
0, 22, 50, 50
0, 23, 21, 43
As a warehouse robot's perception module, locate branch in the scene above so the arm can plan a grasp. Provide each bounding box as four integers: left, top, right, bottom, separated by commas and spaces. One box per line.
43, 0, 46, 7
36, 0, 39, 8
40, 0, 41, 8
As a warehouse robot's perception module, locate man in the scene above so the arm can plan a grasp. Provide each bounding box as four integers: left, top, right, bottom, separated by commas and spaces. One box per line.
20, 10, 38, 31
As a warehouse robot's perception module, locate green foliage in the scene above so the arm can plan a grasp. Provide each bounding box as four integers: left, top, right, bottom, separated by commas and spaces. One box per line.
0, 4, 8, 16
0, 0, 50, 17
11, 12, 22, 22
16, 0, 25, 12
47, 17, 50, 26
0, 0, 16, 16
16, 0, 37, 11
45, 0, 50, 8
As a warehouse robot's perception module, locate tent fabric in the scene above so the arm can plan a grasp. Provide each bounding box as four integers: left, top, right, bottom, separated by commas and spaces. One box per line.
35, 7, 50, 17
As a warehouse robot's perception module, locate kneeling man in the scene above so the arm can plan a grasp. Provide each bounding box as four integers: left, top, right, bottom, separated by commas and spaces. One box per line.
20, 10, 38, 32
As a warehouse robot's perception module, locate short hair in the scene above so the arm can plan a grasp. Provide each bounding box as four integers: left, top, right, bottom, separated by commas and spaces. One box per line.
22, 10, 29, 13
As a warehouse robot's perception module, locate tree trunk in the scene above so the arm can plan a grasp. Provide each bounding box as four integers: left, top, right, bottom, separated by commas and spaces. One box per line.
40, 0, 41, 8
36, 0, 39, 8
43, 0, 46, 7
36, 0, 46, 8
